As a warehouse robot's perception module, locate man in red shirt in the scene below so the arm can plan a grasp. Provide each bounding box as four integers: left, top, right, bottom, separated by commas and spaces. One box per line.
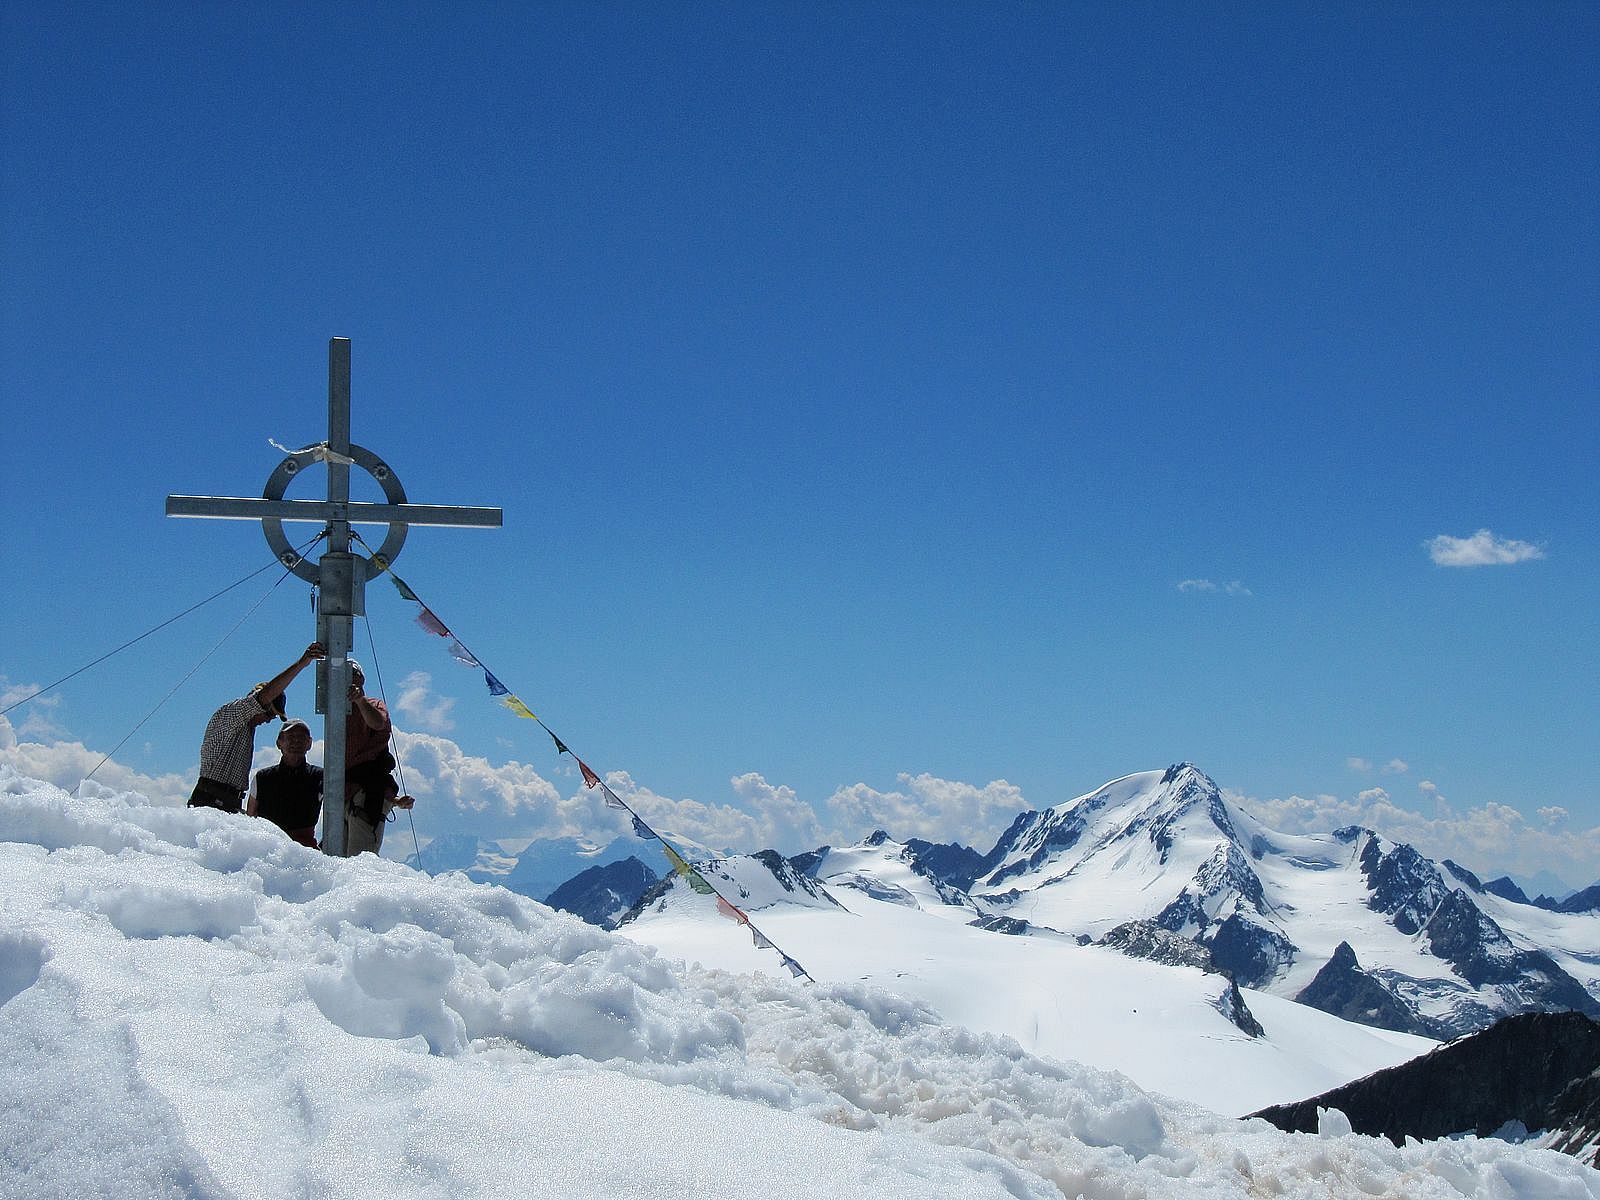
342, 660, 413, 855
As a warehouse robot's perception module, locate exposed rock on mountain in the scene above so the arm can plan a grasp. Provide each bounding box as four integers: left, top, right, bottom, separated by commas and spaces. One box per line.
1248, 1012, 1600, 1160
903, 836, 993, 891
1485, 876, 1533, 905
1294, 942, 1443, 1038
1097, 919, 1217, 972
1558, 884, 1600, 915
545, 856, 659, 929
1543, 1067, 1600, 1166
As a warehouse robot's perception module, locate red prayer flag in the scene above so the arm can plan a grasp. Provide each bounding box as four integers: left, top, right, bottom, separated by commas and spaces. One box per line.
579, 759, 601, 789
416, 607, 450, 637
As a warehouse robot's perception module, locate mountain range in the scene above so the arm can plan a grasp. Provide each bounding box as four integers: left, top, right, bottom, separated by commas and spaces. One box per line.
419, 763, 1599, 1048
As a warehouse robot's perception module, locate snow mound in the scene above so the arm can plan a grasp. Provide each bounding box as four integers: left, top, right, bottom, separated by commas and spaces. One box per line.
3, 766, 1596, 1199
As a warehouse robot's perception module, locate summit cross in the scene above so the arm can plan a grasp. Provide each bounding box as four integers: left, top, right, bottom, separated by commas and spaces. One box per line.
166, 338, 502, 855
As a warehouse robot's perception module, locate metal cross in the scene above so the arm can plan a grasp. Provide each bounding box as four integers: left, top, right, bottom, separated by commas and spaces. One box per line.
166, 338, 502, 854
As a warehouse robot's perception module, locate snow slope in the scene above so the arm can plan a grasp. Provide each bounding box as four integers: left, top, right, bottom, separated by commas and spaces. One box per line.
4, 767, 1598, 1200
627, 835, 1437, 1116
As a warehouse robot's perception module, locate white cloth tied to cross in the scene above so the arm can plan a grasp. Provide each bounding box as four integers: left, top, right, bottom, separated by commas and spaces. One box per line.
270, 438, 357, 466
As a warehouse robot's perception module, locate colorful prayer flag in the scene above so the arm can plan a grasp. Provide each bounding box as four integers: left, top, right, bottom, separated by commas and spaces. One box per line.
501, 695, 537, 720
391, 577, 420, 602
446, 638, 480, 667
600, 785, 628, 812
751, 929, 774, 950
630, 814, 656, 840
579, 759, 601, 789
484, 671, 508, 696
549, 731, 570, 756
662, 844, 712, 894
716, 897, 749, 925
779, 955, 806, 979
416, 607, 451, 637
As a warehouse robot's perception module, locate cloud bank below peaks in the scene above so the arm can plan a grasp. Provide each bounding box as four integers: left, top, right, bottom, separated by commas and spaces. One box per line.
1230, 783, 1600, 892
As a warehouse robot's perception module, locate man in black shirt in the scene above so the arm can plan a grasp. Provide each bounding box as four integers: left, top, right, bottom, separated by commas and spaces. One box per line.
248, 719, 324, 847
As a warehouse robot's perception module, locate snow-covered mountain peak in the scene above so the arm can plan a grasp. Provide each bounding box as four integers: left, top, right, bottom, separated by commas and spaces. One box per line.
979, 763, 1245, 898
797, 830, 978, 914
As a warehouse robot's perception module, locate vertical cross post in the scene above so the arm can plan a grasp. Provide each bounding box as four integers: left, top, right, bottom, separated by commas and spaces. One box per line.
319, 337, 356, 856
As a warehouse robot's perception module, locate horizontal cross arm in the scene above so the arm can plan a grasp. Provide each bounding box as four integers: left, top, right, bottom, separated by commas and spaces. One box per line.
166, 495, 503, 528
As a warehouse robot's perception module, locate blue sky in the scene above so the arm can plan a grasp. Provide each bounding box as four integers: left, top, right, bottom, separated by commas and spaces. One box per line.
3, 4, 1596, 883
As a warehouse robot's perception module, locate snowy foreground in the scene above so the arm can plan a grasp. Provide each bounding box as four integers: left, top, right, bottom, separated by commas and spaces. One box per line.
3, 770, 1597, 1200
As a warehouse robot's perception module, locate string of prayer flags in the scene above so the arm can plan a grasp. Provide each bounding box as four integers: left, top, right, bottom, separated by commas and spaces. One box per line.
374, 551, 818, 986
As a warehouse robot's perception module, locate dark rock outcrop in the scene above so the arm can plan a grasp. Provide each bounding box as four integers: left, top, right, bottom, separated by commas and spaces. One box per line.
1200, 912, 1295, 989
1360, 837, 1448, 935
1248, 1012, 1600, 1152
1544, 1068, 1600, 1166
1558, 884, 1600, 914
904, 837, 991, 891
1484, 876, 1532, 905
1098, 919, 1217, 972
788, 846, 829, 878
546, 857, 659, 930
1294, 942, 1442, 1038
1216, 976, 1265, 1038
968, 914, 1031, 936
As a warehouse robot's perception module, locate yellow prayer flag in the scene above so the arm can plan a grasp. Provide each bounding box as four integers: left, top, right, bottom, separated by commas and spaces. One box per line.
501, 695, 538, 720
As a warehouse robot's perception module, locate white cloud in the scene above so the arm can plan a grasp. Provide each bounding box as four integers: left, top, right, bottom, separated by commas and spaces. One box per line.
599, 769, 825, 855
1417, 779, 1451, 816
0, 723, 193, 808
825, 773, 1025, 847
729, 773, 827, 852
0, 682, 67, 743
1425, 529, 1544, 567
1383, 759, 1409, 775
1230, 787, 1600, 890
1538, 806, 1569, 828
1347, 757, 1373, 773
1177, 579, 1250, 596
392, 671, 457, 733
396, 730, 568, 823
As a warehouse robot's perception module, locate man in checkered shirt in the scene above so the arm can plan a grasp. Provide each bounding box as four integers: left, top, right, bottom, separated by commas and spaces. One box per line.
187, 642, 324, 813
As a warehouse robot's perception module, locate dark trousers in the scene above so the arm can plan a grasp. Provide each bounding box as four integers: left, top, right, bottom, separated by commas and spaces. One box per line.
187, 776, 245, 814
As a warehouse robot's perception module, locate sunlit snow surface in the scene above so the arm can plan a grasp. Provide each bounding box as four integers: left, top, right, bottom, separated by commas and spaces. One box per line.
632, 833, 1438, 1115
3, 769, 1597, 1200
